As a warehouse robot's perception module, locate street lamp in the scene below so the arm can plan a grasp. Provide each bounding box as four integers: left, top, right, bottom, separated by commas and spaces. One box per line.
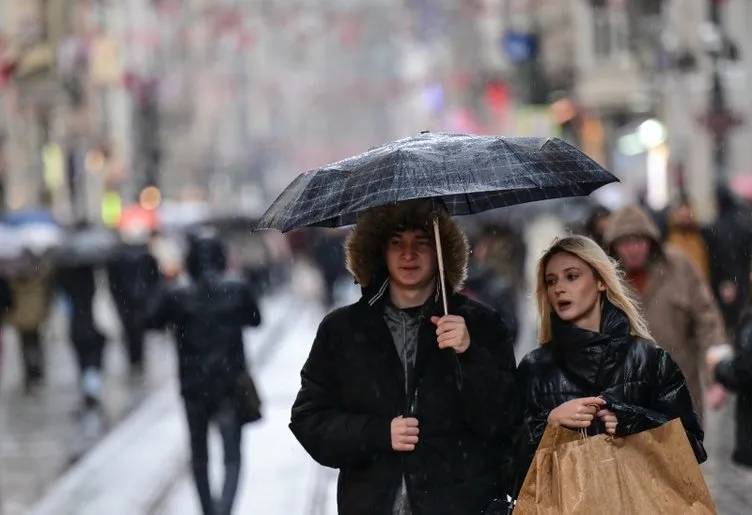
699, 0, 743, 186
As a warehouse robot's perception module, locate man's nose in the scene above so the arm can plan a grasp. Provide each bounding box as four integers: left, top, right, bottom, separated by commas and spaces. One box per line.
401, 243, 417, 257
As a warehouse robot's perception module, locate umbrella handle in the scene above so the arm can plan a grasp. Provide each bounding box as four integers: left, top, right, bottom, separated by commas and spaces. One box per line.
432, 216, 449, 316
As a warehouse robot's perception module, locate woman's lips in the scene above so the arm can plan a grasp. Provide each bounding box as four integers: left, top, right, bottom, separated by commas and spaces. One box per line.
557, 300, 572, 311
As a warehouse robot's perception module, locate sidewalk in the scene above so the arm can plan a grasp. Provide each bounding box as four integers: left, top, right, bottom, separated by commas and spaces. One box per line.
154, 300, 335, 515
0, 282, 176, 515
23, 288, 296, 515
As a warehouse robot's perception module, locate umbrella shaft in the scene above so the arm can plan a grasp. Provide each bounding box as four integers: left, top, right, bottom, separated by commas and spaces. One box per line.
432, 217, 449, 316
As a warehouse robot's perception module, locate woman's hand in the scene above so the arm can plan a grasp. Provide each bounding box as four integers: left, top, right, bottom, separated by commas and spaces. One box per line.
596, 408, 618, 435
547, 397, 605, 429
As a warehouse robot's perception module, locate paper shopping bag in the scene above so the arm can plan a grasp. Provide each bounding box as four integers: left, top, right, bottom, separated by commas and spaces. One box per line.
513, 418, 715, 514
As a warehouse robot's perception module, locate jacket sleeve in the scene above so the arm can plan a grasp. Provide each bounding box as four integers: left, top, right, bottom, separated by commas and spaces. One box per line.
602, 348, 707, 463
145, 288, 174, 330
715, 314, 752, 390
289, 318, 392, 469
456, 309, 518, 439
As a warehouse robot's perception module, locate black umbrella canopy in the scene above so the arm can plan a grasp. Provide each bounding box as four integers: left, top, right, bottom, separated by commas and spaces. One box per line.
256, 132, 618, 232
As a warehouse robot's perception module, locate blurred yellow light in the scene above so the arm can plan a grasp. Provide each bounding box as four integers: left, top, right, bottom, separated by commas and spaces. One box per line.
139, 186, 162, 210
101, 191, 123, 226
43, 143, 65, 189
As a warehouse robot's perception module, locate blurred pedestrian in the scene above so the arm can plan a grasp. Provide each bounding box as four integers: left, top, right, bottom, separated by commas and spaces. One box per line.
464, 225, 520, 344
5, 249, 54, 393
147, 232, 261, 515
290, 201, 518, 515
707, 307, 752, 467
310, 228, 347, 308
58, 262, 107, 407
582, 204, 611, 250
0, 275, 13, 374
605, 205, 726, 418
665, 196, 711, 283
515, 236, 706, 498
107, 223, 160, 377
706, 185, 752, 333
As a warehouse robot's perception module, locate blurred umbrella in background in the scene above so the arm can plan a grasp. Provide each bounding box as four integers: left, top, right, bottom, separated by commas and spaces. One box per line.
0, 223, 25, 274
2, 209, 64, 256
54, 225, 119, 267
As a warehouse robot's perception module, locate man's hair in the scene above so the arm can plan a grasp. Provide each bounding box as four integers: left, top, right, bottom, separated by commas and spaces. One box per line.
345, 200, 469, 291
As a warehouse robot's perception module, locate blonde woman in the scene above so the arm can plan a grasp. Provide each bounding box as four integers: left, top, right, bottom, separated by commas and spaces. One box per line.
515, 235, 706, 487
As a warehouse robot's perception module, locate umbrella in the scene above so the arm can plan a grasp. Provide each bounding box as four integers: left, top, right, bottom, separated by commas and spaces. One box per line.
2, 209, 63, 255
54, 226, 119, 267
2, 209, 58, 227
257, 132, 618, 313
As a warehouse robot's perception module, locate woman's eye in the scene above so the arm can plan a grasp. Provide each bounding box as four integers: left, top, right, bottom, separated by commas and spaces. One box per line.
566, 274, 579, 281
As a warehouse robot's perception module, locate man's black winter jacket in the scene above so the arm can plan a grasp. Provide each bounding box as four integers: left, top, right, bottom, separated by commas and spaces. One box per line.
290, 284, 518, 515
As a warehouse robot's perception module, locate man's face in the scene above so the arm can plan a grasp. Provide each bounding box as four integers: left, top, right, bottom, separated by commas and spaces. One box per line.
613, 236, 651, 272
384, 229, 437, 290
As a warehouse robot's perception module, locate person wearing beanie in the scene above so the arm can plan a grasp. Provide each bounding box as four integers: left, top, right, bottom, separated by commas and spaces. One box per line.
604, 205, 726, 419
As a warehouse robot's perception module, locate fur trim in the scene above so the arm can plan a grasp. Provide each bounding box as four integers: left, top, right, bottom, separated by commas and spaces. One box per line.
345, 200, 469, 292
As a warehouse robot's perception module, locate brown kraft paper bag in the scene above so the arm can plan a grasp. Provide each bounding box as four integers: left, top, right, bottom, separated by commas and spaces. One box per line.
514, 418, 716, 514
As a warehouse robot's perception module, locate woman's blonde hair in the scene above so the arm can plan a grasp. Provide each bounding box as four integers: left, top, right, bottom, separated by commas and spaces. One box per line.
535, 235, 652, 344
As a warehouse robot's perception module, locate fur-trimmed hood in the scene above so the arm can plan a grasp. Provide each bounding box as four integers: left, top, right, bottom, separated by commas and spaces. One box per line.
345, 200, 469, 293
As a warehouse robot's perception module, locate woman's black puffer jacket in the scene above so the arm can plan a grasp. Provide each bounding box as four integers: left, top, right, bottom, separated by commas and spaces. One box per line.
515, 301, 706, 489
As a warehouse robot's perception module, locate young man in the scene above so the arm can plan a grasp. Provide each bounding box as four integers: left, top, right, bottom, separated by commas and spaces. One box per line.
290, 201, 518, 515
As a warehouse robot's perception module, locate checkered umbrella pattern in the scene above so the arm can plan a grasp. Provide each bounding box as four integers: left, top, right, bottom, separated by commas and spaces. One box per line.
256, 132, 618, 232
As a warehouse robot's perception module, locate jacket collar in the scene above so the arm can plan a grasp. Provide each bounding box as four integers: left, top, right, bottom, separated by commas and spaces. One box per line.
551, 300, 631, 391
365, 273, 444, 313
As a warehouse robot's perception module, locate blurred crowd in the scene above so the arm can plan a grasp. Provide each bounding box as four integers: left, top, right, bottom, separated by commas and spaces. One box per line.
0, 207, 292, 406
1, 184, 751, 512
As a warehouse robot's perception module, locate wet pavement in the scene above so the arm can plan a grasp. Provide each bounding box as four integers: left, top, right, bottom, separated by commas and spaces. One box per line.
0, 281, 176, 515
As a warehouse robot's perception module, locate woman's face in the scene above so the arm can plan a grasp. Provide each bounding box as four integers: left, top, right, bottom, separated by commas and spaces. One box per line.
544, 251, 606, 332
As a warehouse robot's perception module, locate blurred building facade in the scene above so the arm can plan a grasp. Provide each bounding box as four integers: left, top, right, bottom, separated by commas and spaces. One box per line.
526, 0, 751, 219
0, 0, 749, 223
